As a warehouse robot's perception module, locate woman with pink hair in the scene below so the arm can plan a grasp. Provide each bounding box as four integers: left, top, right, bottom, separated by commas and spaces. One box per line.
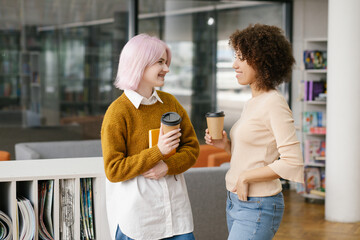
101, 34, 199, 240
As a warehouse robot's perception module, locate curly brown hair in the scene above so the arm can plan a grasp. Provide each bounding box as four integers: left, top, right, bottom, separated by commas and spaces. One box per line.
229, 24, 295, 91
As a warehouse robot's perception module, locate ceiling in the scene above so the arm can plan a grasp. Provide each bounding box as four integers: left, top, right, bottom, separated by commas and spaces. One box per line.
0, 0, 272, 30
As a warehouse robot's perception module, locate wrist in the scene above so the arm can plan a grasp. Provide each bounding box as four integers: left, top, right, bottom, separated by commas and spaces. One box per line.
239, 173, 249, 184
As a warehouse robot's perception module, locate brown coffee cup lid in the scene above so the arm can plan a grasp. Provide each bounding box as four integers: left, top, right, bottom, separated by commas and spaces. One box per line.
205, 111, 225, 118
161, 112, 182, 126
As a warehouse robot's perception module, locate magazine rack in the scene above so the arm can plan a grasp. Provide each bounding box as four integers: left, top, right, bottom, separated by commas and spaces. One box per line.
0, 157, 111, 239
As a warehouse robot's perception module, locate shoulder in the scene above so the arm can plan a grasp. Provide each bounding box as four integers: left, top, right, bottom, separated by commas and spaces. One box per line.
156, 90, 178, 102
262, 90, 292, 119
264, 90, 289, 108
156, 90, 183, 108
105, 94, 134, 119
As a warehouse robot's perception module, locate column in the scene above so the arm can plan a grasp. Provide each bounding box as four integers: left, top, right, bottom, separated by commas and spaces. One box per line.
112, 11, 129, 99
326, 0, 360, 222
191, 11, 217, 138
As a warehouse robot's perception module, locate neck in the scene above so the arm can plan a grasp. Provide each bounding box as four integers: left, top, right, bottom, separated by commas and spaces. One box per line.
250, 84, 266, 98
136, 85, 153, 99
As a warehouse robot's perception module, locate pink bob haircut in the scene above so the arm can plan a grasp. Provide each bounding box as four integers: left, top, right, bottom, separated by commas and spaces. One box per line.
114, 34, 172, 90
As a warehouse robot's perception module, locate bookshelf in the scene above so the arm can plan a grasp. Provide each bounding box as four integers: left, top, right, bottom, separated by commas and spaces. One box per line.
300, 39, 327, 200
0, 157, 111, 240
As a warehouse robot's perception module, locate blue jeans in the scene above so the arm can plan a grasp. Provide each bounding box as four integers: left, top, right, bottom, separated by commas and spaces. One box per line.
226, 191, 284, 240
115, 225, 195, 240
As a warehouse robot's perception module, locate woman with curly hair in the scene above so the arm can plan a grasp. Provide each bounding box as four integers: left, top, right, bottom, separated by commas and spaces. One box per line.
204, 24, 304, 240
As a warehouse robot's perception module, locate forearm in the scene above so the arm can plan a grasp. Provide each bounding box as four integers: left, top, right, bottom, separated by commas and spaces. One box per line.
104, 147, 163, 182
165, 144, 199, 175
240, 166, 280, 184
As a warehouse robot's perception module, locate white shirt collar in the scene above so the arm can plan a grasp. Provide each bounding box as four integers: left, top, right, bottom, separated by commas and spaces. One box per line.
124, 89, 163, 109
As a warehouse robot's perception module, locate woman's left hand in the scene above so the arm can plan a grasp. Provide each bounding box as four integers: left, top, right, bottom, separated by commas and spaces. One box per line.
233, 175, 249, 201
142, 160, 169, 180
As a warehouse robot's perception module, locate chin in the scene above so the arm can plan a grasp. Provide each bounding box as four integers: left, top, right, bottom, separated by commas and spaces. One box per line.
237, 80, 247, 86
157, 82, 165, 87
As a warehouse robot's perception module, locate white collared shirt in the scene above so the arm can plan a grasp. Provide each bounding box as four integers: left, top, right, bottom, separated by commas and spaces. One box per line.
124, 89, 163, 109
105, 89, 193, 240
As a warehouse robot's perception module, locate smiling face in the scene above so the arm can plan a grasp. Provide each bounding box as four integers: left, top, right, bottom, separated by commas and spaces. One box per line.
141, 51, 169, 90
232, 51, 257, 87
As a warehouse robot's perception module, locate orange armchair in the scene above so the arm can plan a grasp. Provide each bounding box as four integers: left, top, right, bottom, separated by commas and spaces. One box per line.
0, 151, 11, 161
208, 152, 231, 167
193, 145, 229, 168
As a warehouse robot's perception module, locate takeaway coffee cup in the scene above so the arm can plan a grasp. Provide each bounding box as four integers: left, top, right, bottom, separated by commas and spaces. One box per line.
161, 112, 182, 134
206, 111, 225, 139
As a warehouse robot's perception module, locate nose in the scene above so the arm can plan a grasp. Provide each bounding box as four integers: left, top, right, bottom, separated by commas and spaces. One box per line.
163, 64, 169, 73
232, 59, 238, 69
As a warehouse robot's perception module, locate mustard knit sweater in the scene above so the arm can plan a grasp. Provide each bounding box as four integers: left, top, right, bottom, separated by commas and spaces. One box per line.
101, 90, 200, 182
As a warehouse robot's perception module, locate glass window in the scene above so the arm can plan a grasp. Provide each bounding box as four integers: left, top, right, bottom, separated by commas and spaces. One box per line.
0, 0, 290, 158
0, 0, 129, 158
139, 0, 288, 139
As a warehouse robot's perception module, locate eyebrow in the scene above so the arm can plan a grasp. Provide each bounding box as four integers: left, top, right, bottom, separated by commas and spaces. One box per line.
159, 58, 167, 64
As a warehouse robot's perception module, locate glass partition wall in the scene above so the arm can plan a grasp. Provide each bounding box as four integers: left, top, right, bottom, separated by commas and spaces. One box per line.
0, 0, 129, 128
139, 0, 289, 138
0, 0, 291, 158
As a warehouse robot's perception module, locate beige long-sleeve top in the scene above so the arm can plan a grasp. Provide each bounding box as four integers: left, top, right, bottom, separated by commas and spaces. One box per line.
225, 90, 304, 197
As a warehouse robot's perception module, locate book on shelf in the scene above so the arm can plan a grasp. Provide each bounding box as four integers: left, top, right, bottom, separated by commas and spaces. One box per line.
304, 139, 326, 165
0, 210, 13, 240
304, 167, 326, 194
303, 111, 326, 133
60, 179, 75, 240
38, 180, 54, 240
149, 128, 176, 158
303, 50, 327, 69
80, 178, 95, 240
17, 197, 36, 240
304, 80, 326, 101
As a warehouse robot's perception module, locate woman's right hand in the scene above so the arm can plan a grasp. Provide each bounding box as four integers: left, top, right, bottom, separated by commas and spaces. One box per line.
157, 124, 181, 156
204, 129, 230, 152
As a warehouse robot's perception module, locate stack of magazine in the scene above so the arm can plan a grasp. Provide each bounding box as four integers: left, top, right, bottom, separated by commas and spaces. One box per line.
60, 179, 75, 240
0, 210, 12, 240
17, 197, 36, 239
38, 180, 54, 240
80, 178, 95, 240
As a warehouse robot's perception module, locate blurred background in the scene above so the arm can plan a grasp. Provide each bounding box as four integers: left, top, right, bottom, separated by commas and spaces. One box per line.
0, 0, 291, 158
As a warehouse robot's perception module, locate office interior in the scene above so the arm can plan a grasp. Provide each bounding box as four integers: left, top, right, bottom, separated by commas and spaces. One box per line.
1, 0, 360, 228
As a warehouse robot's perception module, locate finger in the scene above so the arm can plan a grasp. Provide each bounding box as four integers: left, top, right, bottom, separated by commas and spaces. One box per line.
171, 143, 180, 149
163, 134, 181, 145
142, 174, 152, 178
204, 136, 212, 143
159, 124, 164, 136
205, 128, 209, 134
164, 129, 181, 138
242, 195, 247, 201
166, 141, 180, 149
237, 192, 242, 200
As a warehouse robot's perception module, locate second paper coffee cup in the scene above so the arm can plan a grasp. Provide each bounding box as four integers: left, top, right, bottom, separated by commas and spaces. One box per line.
161, 112, 182, 133
206, 111, 225, 139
